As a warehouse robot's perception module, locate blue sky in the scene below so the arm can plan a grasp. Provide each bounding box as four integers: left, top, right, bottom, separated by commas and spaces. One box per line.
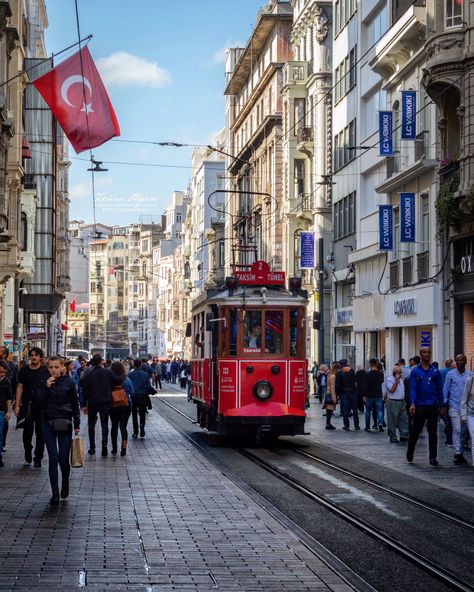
44, 0, 264, 226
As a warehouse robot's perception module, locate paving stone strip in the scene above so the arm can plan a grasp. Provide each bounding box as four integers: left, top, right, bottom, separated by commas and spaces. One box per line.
0, 409, 355, 591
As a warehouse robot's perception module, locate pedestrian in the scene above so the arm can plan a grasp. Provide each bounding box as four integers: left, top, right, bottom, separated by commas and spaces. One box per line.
311, 362, 318, 398
14, 347, 49, 467
0, 360, 12, 467
165, 360, 171, 383
109, 362, 133, 456
38, 356, 80, 505
187, 364, 192, 402
0, 347, 17, 452
128, 359, 152, 438
154, 360, 163, 390
443, 354, 473, 465
407, 348, 445, 466
397, 358, 410, 381
324, 362, 340, 430
461, 374, 474, 466
316, 365, 328, 404
355, 364, 366, 412
384, 365, 409, 443
80, 353, 122, 456
76, 358, 88, 408
440, 358, 454, 447
335, 359, 360, 431
364, 358, 385, 432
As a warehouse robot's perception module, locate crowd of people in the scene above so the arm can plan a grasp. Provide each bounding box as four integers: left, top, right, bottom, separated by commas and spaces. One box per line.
311, 347, 474, 467
0, 347, 188, 506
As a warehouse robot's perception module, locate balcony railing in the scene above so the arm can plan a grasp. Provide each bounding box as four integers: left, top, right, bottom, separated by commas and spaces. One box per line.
417, 251, 430, 282
402, 256, 413, 286
389, 260, 400, 290
297, 127, 313, 143
22, 174, 36, 189
295, 193, 315, 213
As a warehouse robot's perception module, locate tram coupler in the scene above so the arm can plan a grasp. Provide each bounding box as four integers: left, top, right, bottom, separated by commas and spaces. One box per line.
255, 425, 272, 445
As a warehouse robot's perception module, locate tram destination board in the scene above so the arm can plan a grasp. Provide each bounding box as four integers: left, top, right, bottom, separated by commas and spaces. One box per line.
235, 260, 286, 286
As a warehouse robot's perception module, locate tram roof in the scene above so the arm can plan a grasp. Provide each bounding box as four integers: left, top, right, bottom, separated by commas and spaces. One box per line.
191, 285, 308, 310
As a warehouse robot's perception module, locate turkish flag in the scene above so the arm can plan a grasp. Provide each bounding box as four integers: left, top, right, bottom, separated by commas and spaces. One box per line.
61, 323, 70, 331
70, 298, 76, 313
32, 47, 120, 153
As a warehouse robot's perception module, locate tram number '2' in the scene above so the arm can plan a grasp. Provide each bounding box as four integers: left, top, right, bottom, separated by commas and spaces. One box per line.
420, 331, 431, 349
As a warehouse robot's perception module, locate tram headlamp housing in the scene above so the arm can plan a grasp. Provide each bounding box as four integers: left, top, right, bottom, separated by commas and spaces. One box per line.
254, 380, 273, 401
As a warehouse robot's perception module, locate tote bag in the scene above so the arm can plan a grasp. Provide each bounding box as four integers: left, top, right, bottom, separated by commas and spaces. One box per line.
71, 436, 84, 468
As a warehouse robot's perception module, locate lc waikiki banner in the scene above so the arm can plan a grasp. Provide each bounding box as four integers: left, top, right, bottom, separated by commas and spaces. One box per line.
379, 205, 393, 251
401, 91, 416, 140
400, 193, 416, 243
379, 111, 393, 156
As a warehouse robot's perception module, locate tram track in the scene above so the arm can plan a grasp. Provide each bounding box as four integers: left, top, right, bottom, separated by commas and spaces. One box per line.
156, 396, 474, 592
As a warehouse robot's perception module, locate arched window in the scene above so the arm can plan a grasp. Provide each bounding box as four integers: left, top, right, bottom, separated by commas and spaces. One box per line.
21, 212, 27, 251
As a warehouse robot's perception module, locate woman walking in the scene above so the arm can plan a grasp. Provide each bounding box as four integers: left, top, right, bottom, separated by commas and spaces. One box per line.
324, 362, 340, 430
128, 359, 152, 438
38, 357, 80, 505
109, 362, 133, 456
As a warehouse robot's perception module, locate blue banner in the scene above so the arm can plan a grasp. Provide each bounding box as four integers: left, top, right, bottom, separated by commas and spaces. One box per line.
400, 193, 415, 243
379, 205, 393, 251
300, 231, 315, 269
401, 91, 416, 140
379, 111, 394, 156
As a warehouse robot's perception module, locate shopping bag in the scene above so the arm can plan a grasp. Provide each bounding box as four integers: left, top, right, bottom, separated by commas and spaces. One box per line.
71, 436, 84, 468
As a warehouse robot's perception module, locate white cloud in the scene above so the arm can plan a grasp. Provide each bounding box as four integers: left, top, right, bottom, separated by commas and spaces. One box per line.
96, 52, 172, 88
211, 40, 243, 65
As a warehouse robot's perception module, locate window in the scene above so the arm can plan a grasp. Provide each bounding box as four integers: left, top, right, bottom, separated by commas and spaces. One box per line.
243, 310, 262, 351
264, 310, 284, 354
21, 212, 27, 250
334, 192, 356, 240
334, 46, 357, 104
294, 98, 305, 132
334, 0, 357, 36
446, 0, 463, 28
334, 119, 357, 171
294, 159, 305, 197
364, 4, 388, 50
176, 212, 181, 223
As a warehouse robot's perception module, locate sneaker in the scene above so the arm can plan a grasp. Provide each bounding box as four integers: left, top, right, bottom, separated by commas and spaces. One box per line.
325, 425, 336, 430
0, 459, 4, 468
33, 460, 41, 468
364, 428, 371, 432
406, 450, 414, 463
400, 437, 409, 442
445, 443, 453, 448
111, 447, 117, 455
454, 455, 468, 465
101, 446, 108, 457
60, 483, 69, 499
1, 446, 5, 452
390, 438, 400, 443
88, 448, 96, 455
378, 425, 384, 432
140, 429, 145, 438
382, 421, 387, 428
25, 449, 32, 464
429, 458, 439, 466
342, 426, 350, 431
354, 426, 360, 430
132, 433, 138, 439
372, 424, 377, 429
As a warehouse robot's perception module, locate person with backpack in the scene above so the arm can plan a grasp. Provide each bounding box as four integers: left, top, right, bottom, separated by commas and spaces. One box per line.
128, 359, 152, 438
109, 362, 133, 456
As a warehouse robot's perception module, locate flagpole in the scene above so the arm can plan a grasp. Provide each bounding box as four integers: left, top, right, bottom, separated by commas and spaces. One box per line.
64, 300, 69, 357
0, 34, 93, 90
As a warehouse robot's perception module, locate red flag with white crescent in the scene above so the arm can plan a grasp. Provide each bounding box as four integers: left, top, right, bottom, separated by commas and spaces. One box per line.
32, 46, 120, 153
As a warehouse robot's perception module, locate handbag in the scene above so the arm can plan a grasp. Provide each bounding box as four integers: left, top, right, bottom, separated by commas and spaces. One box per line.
145, 384, 157, 396
146, 394, 153, 410
111, 386, 129, 408
71, 436, 84, 468
49, 418, 72, 433
324, 391, 334, 405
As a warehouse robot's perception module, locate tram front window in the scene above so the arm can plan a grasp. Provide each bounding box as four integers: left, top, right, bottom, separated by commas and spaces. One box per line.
244, 311, 262, 351
265, 310, 283, 354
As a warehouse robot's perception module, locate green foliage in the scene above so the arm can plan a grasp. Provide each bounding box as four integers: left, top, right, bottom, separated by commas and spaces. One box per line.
435, 177, 462, 234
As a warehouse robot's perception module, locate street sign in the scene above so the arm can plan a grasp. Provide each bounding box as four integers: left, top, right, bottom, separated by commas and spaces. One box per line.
235, 260, 285, 286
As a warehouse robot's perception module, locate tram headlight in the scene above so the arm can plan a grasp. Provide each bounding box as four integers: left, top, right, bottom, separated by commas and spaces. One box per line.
254, 380, 273, 401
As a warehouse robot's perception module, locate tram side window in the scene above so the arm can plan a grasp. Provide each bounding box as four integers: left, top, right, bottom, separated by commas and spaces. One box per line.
229, 308, 238, 356
243, 310, 262, 351
290, 308, 299, 357
264, 310, 284, 354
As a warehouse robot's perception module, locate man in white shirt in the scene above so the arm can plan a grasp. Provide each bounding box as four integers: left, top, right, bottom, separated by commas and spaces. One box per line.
384, 365, 410, 443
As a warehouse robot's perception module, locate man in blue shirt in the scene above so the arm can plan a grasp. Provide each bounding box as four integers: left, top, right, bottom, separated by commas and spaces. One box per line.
443, 354, 472, 465
407, 347, 446, 465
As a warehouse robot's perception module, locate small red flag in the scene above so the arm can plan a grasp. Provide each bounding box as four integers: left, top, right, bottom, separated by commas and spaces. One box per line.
70, 298, 76, 313
32, 47, 120, 153
61, 323, 70, 331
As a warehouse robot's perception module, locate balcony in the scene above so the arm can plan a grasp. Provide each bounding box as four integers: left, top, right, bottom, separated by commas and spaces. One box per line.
283, 61, 308, 85
22, 174, 36, 189
296, 127, 313, 156
295, 193, 315, 214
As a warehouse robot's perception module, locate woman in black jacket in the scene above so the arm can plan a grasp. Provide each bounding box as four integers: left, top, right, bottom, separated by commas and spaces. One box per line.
39, 357, 80, 505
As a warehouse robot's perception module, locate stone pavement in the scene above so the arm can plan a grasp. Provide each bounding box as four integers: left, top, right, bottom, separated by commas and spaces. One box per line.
0, 407, 356, 592
304, 394, 474, 498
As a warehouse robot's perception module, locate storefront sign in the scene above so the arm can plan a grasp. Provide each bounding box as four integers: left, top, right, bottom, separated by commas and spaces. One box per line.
300, 231, 315, 269
401, 91, 416, 140
400, 193, 415, 243
394, 298, 416, 316
460, 254, 472, 275
420, 331, 431, 349
379, 205, 393, 250
334, 308, 353, 326
379, 111, 394, 156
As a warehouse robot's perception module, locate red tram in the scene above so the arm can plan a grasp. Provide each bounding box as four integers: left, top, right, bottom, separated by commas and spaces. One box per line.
190, 261, 308, 441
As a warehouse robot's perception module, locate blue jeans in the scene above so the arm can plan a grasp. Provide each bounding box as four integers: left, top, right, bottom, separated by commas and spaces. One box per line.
42, 420, 72, 494
365, 398, 383, 429
0, 411, 4, 460
341, 392, 359, 428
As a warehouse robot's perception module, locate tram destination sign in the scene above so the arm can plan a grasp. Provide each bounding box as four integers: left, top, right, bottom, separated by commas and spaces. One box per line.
235, 260, 286, 286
